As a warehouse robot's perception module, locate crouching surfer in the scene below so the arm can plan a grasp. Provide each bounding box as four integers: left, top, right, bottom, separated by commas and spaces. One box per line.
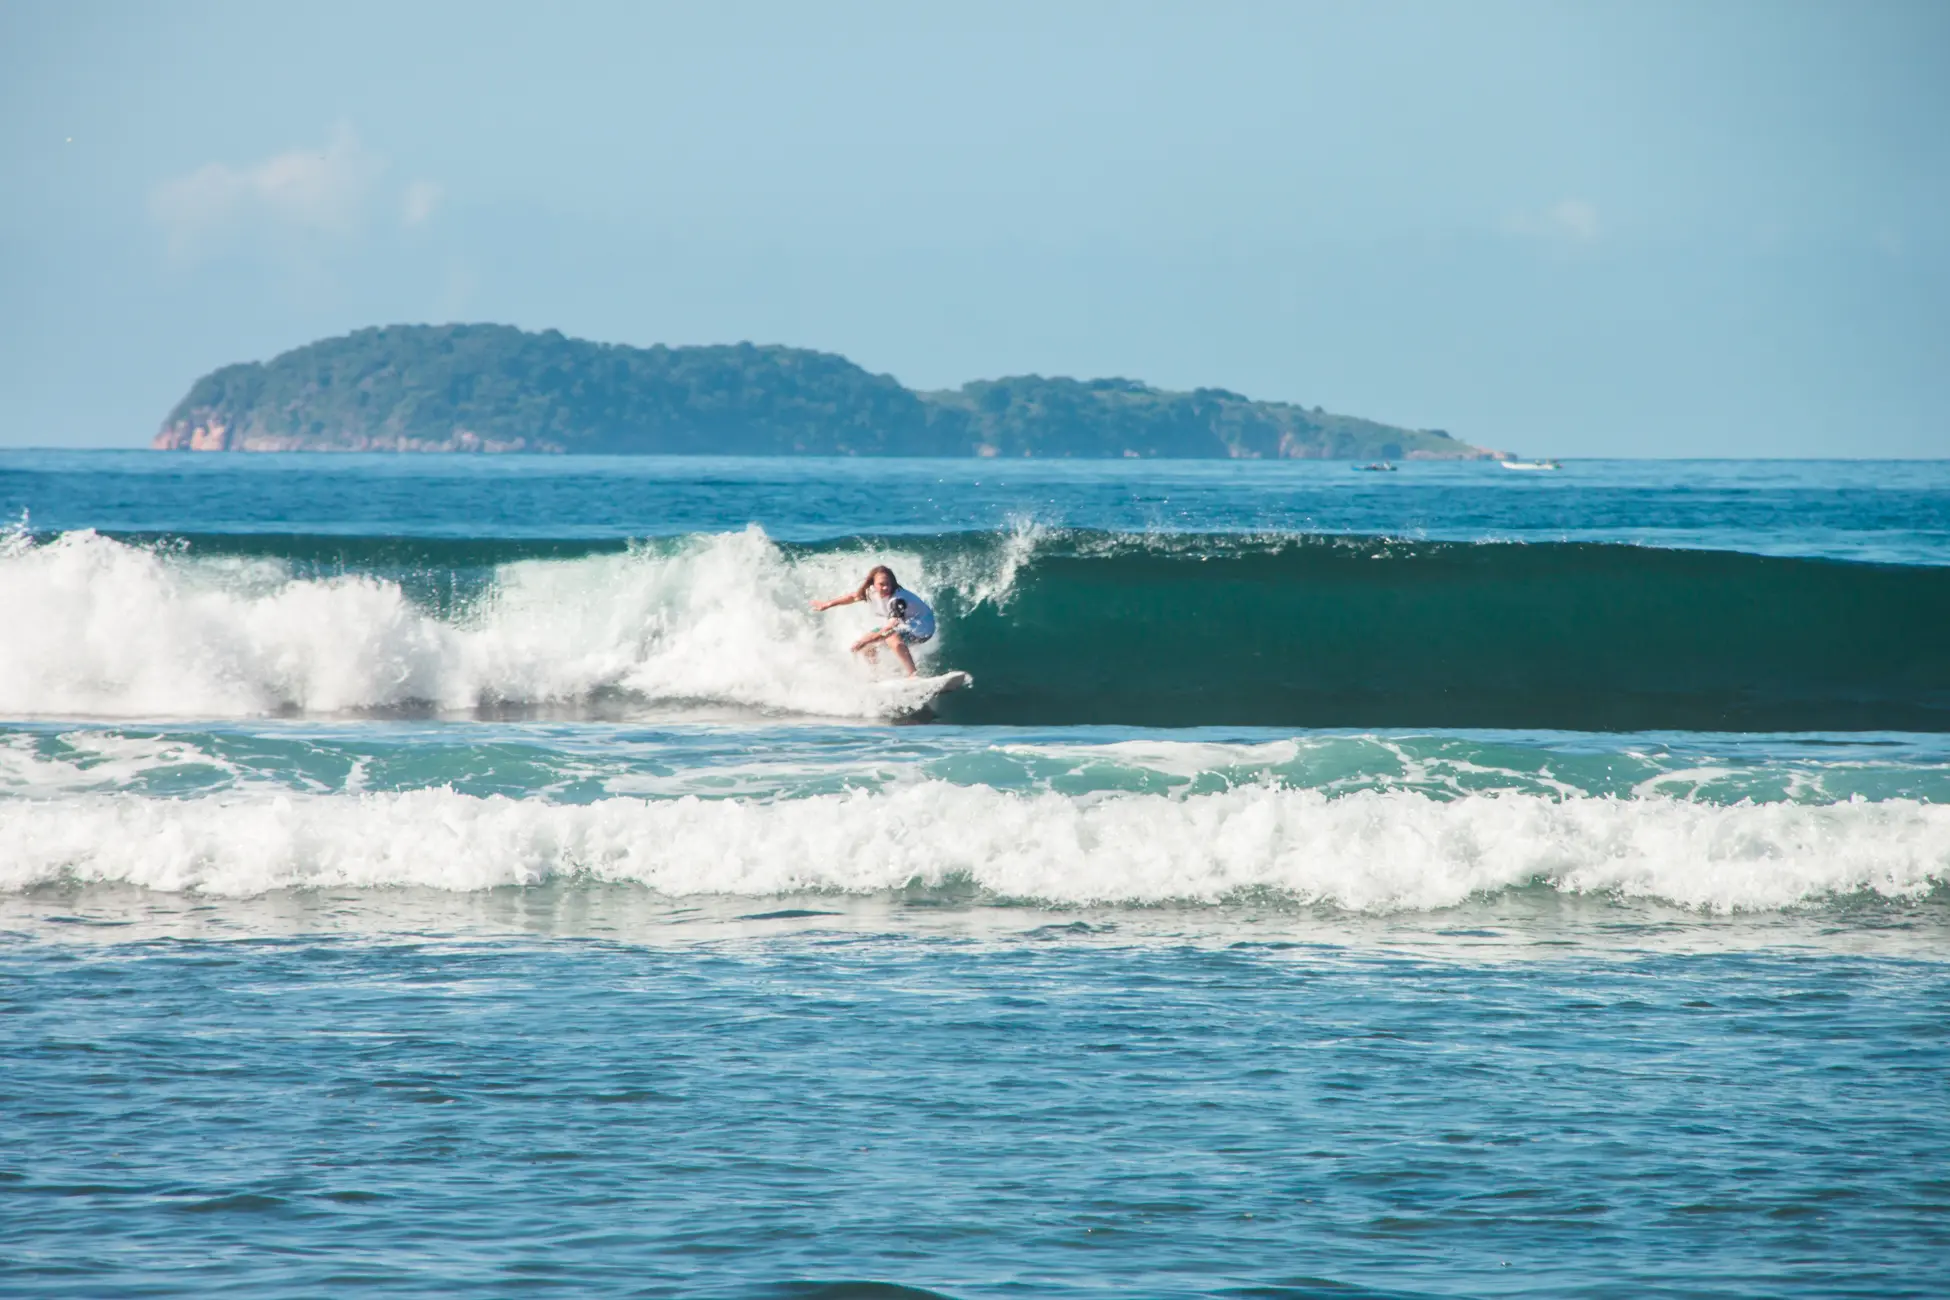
811, 565, 935, 677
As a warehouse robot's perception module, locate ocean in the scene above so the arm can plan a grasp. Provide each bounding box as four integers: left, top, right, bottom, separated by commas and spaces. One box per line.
2, 452, 1947, 1298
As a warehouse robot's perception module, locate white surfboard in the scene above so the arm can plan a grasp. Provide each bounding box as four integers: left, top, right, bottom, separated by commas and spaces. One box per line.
874, 670, 973, 716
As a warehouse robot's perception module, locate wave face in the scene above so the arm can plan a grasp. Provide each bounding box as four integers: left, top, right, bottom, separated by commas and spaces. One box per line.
2, 526, 1945, 729
936, 535, 1950, 730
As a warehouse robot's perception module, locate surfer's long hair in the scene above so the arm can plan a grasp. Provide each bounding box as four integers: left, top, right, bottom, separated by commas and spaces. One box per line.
856, 565, 898, 599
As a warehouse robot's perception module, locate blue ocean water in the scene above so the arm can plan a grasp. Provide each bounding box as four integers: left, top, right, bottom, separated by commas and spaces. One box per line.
7, 451, 1950, 561
2, 453, 1947, 1298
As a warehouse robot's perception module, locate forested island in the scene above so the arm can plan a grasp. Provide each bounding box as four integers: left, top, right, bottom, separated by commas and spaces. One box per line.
154, 324, 1500, 460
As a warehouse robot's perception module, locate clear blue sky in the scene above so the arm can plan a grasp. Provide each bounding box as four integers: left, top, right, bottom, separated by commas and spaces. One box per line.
2, 0, 1945, 455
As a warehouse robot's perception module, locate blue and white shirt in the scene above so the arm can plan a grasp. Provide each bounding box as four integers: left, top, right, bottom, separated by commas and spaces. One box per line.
868, 586, 936, 639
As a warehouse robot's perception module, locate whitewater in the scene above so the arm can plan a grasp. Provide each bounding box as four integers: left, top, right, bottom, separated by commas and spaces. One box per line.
5, 781, 1946, 910
0, 523, 1030, 719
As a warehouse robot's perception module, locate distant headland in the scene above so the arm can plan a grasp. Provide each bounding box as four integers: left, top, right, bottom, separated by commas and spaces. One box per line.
154, 324, 1503, 460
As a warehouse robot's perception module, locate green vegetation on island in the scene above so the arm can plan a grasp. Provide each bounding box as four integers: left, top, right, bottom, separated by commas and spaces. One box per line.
154, 323, 1498, 460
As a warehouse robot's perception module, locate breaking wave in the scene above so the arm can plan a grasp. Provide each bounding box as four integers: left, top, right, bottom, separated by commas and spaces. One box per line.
0, 525, 1030, 720
0, 524, 1945, 729
2, 783, 1944, 912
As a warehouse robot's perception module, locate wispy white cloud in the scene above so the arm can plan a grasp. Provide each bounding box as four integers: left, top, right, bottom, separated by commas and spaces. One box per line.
150, 125, 385, 257
151, 126, 442, 262
402, 179, 443, 227
1503, 198, 1601, 244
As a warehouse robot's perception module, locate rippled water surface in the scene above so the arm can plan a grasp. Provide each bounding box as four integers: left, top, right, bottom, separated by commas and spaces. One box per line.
5, 929, 1947, 1299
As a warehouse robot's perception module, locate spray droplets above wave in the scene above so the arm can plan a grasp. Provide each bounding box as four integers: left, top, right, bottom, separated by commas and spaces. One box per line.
0, 527, 1030, 720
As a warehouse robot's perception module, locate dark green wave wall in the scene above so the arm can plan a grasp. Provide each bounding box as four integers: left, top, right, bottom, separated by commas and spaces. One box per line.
928, 540, 1950, 730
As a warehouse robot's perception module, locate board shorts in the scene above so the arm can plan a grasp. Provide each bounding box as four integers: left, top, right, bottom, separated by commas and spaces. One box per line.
893, 621, 934, 645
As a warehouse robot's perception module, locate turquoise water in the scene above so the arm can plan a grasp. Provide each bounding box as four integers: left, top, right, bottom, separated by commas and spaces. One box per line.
2, 454, 1947, 1297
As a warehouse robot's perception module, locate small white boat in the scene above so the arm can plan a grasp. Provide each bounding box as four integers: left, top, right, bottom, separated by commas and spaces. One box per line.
1500, 459, 1561, 471
1353, 461, 1397, 472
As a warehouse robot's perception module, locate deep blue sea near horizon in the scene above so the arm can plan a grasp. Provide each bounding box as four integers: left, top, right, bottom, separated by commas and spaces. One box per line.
2, 453, 1947, 1298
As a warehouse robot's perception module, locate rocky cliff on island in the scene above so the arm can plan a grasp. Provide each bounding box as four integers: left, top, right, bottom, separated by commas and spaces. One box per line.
155, 324, 1503, 460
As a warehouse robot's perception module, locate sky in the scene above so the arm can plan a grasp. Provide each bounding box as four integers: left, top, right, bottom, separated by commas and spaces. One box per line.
1, 0, 1945, 456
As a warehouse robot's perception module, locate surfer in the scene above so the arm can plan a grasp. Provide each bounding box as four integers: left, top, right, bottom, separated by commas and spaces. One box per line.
811, 565, 936, 677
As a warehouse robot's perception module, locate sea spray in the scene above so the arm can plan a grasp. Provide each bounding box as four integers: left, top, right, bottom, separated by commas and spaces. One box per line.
0, 527, 1027, 719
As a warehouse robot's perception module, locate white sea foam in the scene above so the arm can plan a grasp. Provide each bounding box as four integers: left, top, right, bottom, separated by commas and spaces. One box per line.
0, 527, 999, 719
1, 783, 1942, 911
0, 729, 242, 794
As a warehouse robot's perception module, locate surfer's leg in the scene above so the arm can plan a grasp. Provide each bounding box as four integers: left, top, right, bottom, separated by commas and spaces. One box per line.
887, 631, 917, 676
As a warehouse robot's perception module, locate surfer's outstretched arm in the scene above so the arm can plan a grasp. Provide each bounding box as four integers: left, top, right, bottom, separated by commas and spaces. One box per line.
815, 566, 896, 612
